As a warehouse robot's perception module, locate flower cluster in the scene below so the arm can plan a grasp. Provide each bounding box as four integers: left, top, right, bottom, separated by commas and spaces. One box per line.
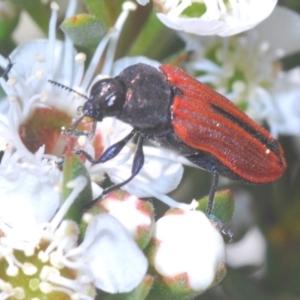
180, 5, 300, 137
0, 0, 296, 299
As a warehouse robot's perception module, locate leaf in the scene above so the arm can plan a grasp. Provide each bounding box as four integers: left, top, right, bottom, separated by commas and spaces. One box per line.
11, 0, 49, 33
128, 10, 165, 57
62, 152, 92, 223
197, 189, 235, 226
84, 0, 123, 28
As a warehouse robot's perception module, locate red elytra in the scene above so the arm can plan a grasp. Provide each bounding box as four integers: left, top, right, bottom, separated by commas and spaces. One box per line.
160, 64, 286, 183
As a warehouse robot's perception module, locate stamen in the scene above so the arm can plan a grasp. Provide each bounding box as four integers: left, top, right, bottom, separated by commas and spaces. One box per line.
75, 53, 86, 63
65, 0, 77, 18
22, 94, 41, 119
35, 69, 44, 80
168, 0, 191, 17
7, 77, 18, 87
52, 3, 76, 86
81, 34, 111, 90
50, 176, 87, 231
50, 2, 59, 10
203, 0, 221, 19
7, 95, 18, 102
49, 251, 64, 269
73, 53, 86, 87
25, 74, 40, 86
135, 182, 194, 210
47, 2, 59, 77
7, 265, 19, 276
216, 0, 226, 14
39, 281, 54, 294
22, 262, 38, 276
40, 90, 49, 102
101, 2, 137, 75
13, 287, 25, 299
35, 54, 46, 62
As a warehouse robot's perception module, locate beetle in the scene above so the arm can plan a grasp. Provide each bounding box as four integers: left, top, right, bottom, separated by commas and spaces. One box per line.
50, 63, 286, 218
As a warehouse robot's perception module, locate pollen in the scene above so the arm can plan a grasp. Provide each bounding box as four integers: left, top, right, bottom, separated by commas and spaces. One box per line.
103, 127, 114, 135
50, 2, 59, 10
35, 54, 46, 62
40, 90, 49, 102
265, 148, 271, 154
75, 53, 86, 63
22, 262, 38, 275
35, 69, 44, 80
78, 135, 87, 146
7, 265, 19, 276
7, 77, 18, 86
8, 95, 18, 102
123, 1, 137, 11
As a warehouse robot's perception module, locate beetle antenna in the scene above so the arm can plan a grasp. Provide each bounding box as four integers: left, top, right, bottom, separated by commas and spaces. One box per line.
48, 80, 89, 100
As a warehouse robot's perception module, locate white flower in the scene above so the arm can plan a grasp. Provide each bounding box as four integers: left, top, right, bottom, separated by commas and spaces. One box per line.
0, 151, 60, 237
181, 6, 300, 137
0, 1, 152, 297
0, 0, 186, 209
144, 0, 277, 36
73, 214, 148, 293
91, 191, 155, 249
226, 226, 267, 268
148, 210, 226, 295
0, 172, 148, 298
0, 175, 96, 299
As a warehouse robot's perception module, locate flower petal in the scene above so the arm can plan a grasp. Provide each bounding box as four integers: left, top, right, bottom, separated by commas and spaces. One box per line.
156, 0, 277, 36
254, 6, 300, 56
152, 210, 225, 291
0, 159, 61, 234
83, 214, 148, 293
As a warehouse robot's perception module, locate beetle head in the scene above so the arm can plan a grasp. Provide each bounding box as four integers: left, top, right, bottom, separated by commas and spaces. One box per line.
82, 78, 126, 122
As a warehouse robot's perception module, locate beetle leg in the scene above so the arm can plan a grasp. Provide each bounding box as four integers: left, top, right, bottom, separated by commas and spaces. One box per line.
206, 171, 234, 241
83, 134, 145, 211
206, 171, 218, 216
102, 134, 145, 195
1, 56, 13, 79
67, 119, 97, 138
76, 129, 136, 164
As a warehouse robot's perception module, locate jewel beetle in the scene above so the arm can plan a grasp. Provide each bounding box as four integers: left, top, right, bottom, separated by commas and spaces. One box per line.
51, 63, 286, 215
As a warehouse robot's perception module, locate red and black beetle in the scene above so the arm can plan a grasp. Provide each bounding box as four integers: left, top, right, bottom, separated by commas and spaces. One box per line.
53, 63, 286, 216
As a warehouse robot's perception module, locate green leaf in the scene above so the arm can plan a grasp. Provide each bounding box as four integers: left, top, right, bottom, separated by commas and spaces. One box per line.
197, 189, 235, 226
223, 269, 273, 300
61, 14, 107, 48
0, 2, 20, 41
97, 275, 153, 300
62, 153, 92, 224
128, 10, 164, 57
84, 0, 123, 28
11, 0, 49, 33
181, 2, 206, 18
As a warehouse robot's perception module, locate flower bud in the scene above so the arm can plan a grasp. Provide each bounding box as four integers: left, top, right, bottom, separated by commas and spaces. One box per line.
90, 190, 155, 249
146, 209, 226, 298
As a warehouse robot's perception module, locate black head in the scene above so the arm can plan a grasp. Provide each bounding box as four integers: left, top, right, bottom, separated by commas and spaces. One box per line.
82, 78, 126, 122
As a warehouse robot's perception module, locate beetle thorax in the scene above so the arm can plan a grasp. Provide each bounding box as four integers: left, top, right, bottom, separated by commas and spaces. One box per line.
116, 63, 172, 132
